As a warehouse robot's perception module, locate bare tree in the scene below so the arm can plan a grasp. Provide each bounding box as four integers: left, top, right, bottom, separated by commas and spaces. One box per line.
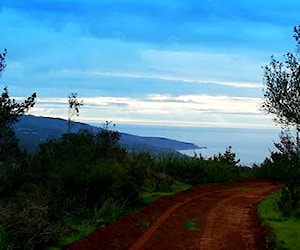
67, 92, 83, 133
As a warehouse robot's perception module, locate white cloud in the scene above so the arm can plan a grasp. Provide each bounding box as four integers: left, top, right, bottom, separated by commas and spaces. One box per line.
148, 94, 261, 112
60, 69, 262, 89
141, 49, 267, 84
22, 93, 273, 128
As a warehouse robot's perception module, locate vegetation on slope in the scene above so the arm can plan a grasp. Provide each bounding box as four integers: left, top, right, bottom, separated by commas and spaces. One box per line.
0, 126, 243, 249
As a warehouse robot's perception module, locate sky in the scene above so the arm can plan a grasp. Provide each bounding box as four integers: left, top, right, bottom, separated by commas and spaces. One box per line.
0, 0, 299, 129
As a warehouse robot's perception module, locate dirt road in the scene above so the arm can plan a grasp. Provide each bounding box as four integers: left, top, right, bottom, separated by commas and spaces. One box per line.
66, 179, 282, 250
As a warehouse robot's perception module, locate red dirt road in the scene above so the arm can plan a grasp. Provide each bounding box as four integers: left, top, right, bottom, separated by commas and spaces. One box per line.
66, 179, 282, 250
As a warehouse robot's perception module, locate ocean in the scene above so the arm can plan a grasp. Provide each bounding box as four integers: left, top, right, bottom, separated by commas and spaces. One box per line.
114, 124, 281, 166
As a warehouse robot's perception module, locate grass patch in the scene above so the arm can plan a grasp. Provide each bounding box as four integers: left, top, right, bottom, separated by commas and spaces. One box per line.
139, 181, 192, 205
184, 218, 199, 231
48, 199, 127, 249
258, 191, 300, 249
137, 217, 151, 229
48, 223, 95, 250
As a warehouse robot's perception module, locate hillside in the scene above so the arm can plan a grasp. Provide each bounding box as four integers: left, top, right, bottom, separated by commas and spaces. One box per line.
13, 115, 200, 154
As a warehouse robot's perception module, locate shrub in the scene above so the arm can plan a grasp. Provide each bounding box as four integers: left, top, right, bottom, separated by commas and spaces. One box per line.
254, 152, 292, 181
94, 198, 127, 226
256, 151, 300, 217
277, 187, 294, 217
204, 160, 237, 183
277, 186, 300, 218
126, 152, 153, 188
0, 197, 61, 249
151, 149, 240, 186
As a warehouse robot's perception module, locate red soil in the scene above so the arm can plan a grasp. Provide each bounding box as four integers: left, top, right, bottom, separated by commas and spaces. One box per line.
65, 179, 282, 250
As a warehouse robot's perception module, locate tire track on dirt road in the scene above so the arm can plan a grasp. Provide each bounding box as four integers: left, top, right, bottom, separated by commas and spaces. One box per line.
128, 191, 215, 250
197, 184, 281, 250
129, 181, 282, 250
66, 180, 282, 250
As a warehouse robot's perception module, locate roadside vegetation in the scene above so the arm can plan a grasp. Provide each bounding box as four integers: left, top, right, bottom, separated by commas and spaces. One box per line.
258, 191, 300, 250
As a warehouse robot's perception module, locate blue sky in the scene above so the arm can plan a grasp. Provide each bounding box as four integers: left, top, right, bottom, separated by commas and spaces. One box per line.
0, 0, 299, 128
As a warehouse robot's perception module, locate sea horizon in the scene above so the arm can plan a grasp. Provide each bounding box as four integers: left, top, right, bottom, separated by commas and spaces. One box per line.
91, 122, 281, 166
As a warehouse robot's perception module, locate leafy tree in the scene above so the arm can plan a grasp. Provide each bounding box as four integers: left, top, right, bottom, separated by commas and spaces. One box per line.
67, 92, 83, 133
0, 49, 36, 163
262, 26, 300, 127
261, 26, 300, 213
261, 26, 300, 161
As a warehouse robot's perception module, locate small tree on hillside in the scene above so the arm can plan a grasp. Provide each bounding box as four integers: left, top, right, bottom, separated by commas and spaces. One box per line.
0, 49, 36, 163
214, 146, 240, 167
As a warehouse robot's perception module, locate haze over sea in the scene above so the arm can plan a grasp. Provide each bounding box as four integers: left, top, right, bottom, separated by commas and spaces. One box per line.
111, 124, 280, 166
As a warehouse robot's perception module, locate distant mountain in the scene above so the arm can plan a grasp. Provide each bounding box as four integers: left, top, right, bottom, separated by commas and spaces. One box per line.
13, 115, 200, 154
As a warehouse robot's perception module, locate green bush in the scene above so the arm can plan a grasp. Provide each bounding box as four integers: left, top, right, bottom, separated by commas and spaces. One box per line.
126, 152, 153, 188
153, 153, 204, 185
278, 187, 294, 217
277, 186, 300, 218
151, 149, 240, 186
253, 152, 290, 181
204, 160, 237, 183
254, 150, 300, 217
